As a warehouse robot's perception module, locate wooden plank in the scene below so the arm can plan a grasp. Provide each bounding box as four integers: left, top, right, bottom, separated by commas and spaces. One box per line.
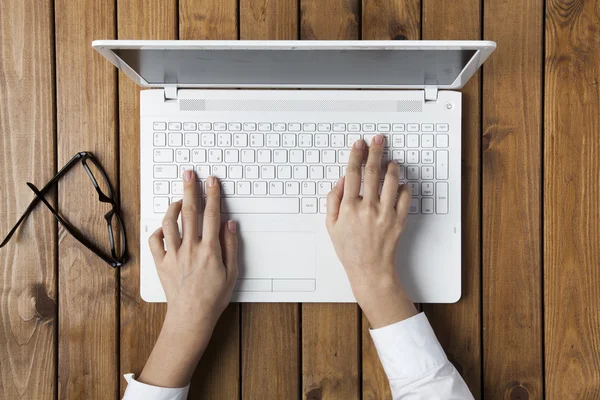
300, 1, 360, 399
54, 0, 118, 398
482, 0, 543, 398
421, 0, 482, 398
117, 1, 177, 398
360, 1, 420, 398
0, 1, 56, 399
178, 1, 240, 398
544, 0, 600, 397
239, 1, 300, 398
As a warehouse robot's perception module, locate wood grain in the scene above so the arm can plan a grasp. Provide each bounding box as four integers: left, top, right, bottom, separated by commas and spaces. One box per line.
300, 1, 360, 399
360, 1, 420, 398
544, 0, 600, 397
422, 0, 482, 397
239, 1, 301, 398
117, 1, 177, 398
0, 1, 57, 399
482, 0, 543, 398
55, 0, 118, 398
178, 1, 241, 398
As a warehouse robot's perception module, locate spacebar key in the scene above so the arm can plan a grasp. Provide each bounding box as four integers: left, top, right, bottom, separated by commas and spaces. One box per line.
221, 198, 300, 214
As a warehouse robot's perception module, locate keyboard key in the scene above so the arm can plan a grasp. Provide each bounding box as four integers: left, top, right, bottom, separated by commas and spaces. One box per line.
407, 134, 419, 148
318, 123, 331, 132
422, 134, 434, 148
290, 150, 303, 163
315, 134, 329, 147
331, 134, 345, 148
303, 123, 316, 132
266, 133, 280, 147
258, 122, 271, 131
422, 198, 434, 214
399, 166, 405, 179
154, 149, 173, 163
436, 182, 448, 214
282, 134, 296, 147
302, 182, 316, 195
363, 134, 376, 146
286, 181, 300, 195
302, 198, 318, 214
436, 151, 449, 179
407, 166, 419, 180
257, 149, 271, 163
269, 181, 284, 195
407, 150, 419, 164
225, 149, 239, 163
237, 181, 251, 195
250, 133, 264, 147
407, 182, 419, 196
154, 122, 167, 131
333, 123, 346, 132
326, 166, 340, 180
362, 123, 376, 132
377, 123, 391, 132
218, 133, 231, 147
338, 150, 350, 164
306, 150, 320, 163
288, 123, 301, 131
154, 181, 169, 195
392, 134, 405, 148
171, 181, 183, 195
422, 123, 434, 132
310, 166, 324, 179
318, 181, 332, 195
153, 197, 169, 213
277, 166, 292, 179
298, 134, 313, 147
221, 181, 235, 195
422, 150, 434, 164
408, 198, 419, 214
214, 122, 227, 131
198, 122, 211, 131
229, 165, 243, 179
168, 133, 183, 147
228, 122, 242, 131
221, 198, 299, 214
392, 123, 405, 132
346, 134, 361, 148
245, 166, 259, 179
175, 149, 190, 163
319, 198, 328, 214
322, 149, 336, 164
154, 165, 178, 179
293, 166, 308, 179
273, 149, 287, 163
208, 149, 222, 163
243, 122, 257, 131
436, 134, 449, 148
407, 123, 419, 132
183, 122, 196, 131
348, 123, 361, 132
154, 132, 166, 147
422, 166, 434, 180
212, 165, 227, 179
195, 165, 210, 179
253, 182, 268, 195
392, 150, 405, 163
241, 149, 255, 163
233, 133, 248, 147
421, 182, 434, 196
273, 123, 286, 131
261, 165, 275, 179
201, 133, 215, 147
184, 133, 199, 147
436, 123, 449, 132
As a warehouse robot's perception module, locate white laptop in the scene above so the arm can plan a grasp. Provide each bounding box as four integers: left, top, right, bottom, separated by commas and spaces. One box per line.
93, 40, 495, 303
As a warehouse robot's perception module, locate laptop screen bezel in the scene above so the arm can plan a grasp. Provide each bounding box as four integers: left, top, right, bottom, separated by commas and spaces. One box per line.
92, 40, 496, 90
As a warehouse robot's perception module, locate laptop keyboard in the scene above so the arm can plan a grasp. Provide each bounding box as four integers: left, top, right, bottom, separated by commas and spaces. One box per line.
151, 121, 450, 215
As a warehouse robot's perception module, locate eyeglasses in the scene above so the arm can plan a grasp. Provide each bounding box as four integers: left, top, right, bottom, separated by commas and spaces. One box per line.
0, 152, 127, 268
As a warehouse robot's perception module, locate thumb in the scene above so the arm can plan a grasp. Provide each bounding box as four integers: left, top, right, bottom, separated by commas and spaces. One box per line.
223, 220, 239, 280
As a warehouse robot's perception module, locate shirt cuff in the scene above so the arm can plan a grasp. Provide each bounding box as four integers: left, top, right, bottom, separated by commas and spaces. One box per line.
369, 312, 448, 382
122, 373, 190, 400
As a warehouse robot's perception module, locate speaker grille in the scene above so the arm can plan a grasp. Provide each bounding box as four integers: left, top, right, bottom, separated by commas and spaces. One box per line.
179, 98, 423, 113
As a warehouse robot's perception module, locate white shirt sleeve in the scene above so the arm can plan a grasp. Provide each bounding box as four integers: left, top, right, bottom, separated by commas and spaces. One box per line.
369, 312, 474, 400
122, 373, 190, 400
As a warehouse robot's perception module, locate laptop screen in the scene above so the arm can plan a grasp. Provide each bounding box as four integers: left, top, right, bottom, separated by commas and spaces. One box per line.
113, 49, 477, 87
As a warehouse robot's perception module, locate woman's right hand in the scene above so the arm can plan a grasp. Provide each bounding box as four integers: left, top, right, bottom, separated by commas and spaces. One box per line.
326, 134, 417, 328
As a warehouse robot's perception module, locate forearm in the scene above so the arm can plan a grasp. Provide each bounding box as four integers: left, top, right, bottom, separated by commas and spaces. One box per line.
138, 313, 214, 388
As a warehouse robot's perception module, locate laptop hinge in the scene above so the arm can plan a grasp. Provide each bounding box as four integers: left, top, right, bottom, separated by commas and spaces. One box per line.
424, 86, 438, 102
164, 85, 178, 101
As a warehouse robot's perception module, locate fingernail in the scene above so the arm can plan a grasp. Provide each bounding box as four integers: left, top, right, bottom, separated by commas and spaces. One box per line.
374, 134, 384, 145
227, 220, 237, 233
355, 140, 364, 149
184, 170, 192, 181
207, 176, 215, 187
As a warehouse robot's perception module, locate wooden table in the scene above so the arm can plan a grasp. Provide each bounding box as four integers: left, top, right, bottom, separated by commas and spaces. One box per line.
1, 0, 599, 399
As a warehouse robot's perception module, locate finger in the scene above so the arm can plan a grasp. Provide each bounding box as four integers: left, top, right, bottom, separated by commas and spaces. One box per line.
148, 227, 166, 265
343, 139, 365, 201
181, 170, 199, 244
162, 200, 182, 251
381, 161, 400, 208
326, 176, 344, 227
222, 220, 239, 280
202, 176, 221, 242
395, 184, 412, 225
363, 134, 385, 202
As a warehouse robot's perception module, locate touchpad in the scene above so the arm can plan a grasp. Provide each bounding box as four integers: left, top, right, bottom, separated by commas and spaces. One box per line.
238, 231, 316, 280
